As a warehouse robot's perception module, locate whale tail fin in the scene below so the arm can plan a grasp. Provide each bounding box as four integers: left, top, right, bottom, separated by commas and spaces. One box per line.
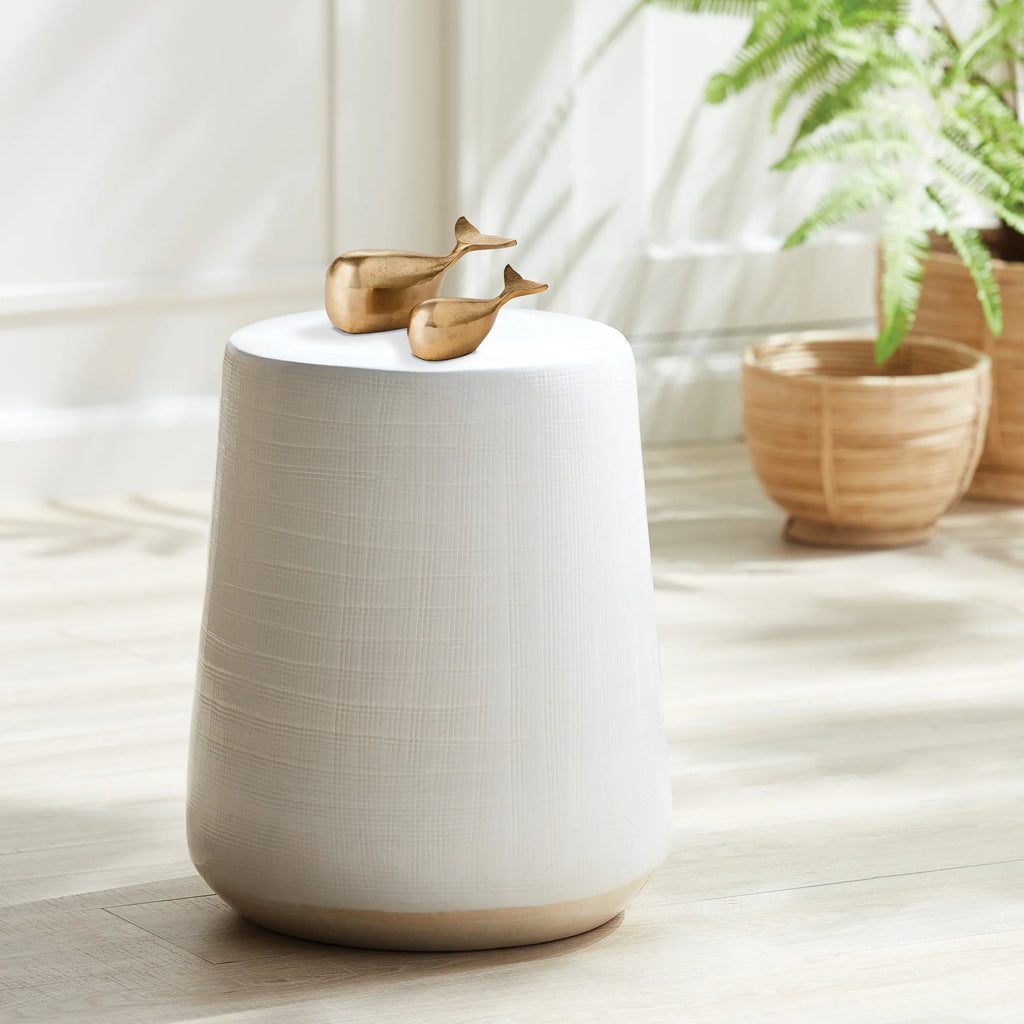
500, 263, 548, 301
452, 216, 516, 255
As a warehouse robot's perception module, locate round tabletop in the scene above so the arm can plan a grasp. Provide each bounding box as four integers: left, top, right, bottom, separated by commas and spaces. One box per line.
229, 308, 630, 373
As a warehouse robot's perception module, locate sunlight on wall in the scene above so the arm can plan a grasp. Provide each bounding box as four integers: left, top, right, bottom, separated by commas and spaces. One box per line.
0, 0, 879, 498
455, 0, 876, 444
0, 1, 329, 497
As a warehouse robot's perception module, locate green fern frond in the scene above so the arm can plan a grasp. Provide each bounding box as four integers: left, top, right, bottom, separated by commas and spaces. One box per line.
948, 83, 1024, 151
924, 186, 1002, 335
935, 139, 1019, 203
782, 168, 903, 249
932, 108, 1024, 232
774, 117, 913, 170
709, 29, 817, 103
689, 1, 912, 109
956, 1, 1024, 75
655, 0, 1024, 359
840, 0, 907, 30
948, 229, 1003, 337
876, 199, 929, 363
934, 162, 1024, 238
770, 50, 843, 124
793, 64, 878, 142
794, 36, 918, 141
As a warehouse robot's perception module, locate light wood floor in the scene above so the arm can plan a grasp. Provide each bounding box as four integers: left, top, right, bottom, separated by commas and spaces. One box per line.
3, 443, 1024, 1023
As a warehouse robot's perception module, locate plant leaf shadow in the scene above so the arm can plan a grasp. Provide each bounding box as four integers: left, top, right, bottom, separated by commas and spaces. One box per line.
0, 495, 209, 558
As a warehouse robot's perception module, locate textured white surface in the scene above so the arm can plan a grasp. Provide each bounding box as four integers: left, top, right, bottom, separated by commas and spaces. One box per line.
188, 309, 671, 916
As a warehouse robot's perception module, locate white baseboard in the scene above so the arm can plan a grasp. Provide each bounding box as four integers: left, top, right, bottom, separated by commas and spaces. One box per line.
0, 318, 875, 500
632, 317, 875, 446
636, 347, 745, 446
0, 273, 323, 501
0, 397, 219, 500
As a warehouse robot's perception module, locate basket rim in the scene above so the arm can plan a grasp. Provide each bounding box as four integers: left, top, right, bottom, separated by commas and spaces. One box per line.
743, 331, 991, 386
923, 238, 1024, 276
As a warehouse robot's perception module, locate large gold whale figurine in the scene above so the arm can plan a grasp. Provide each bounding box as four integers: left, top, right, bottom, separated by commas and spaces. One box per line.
325, 216, 516, 333
407, 264, 548, 361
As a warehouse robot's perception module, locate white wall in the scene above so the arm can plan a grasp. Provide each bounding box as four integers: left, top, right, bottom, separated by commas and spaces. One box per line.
0, 0, 875, 499
451, 0, 877, 443
0, 0, 448, 499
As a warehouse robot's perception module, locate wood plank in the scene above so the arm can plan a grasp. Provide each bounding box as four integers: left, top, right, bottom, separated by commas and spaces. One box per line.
2, 448, 1024, 1022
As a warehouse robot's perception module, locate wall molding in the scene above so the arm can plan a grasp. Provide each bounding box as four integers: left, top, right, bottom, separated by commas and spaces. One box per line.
0, 266, 324, 320
0, 395, 220, 500
643, 229, 875, 261
631, 316, 876, 445
630, 314, 877, 356
0, 314, 879, 498
0, 394, 219, 441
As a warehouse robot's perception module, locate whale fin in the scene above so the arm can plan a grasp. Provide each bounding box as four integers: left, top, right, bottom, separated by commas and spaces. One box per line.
500, 263, 548, 300
452, 216, 516, 254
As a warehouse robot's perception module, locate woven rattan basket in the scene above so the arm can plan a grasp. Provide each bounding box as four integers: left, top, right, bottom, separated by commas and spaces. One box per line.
912, 244, 1024, 501
742, 333, 992, 548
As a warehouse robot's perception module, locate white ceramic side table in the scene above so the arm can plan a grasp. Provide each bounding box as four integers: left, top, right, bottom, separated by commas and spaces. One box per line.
187, 308, 671, 951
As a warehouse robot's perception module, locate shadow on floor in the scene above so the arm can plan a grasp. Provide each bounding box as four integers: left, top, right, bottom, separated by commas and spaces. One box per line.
1, 797, 627, 1022
0, 494, 209, 558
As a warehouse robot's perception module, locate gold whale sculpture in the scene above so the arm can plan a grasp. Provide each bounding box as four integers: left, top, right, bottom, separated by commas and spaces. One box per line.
407, 264, 548, 361
325, 217, 516, 334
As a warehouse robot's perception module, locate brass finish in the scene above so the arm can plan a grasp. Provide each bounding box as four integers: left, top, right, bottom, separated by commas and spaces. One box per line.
325, 217, 516, 334
407, 264, 548, 361
214, 875, 649, 951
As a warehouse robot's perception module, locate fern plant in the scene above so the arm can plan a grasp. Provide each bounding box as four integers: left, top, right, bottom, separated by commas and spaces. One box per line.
648, 0, 1024, 361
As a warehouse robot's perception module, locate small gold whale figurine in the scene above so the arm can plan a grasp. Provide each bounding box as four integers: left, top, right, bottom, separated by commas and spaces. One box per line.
325, 216, 516, 334
407, 264, 548, 361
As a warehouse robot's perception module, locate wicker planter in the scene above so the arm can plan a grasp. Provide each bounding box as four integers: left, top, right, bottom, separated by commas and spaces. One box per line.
742, 333, 991, 548
912, 243, 1024, 501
